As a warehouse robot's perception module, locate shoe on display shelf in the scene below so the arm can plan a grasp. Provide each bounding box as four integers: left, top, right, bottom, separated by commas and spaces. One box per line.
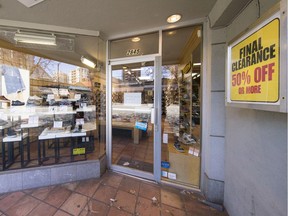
27, 96, 42, 106
12, 100, 25, 106
7, 128, 17, 137
178, 133, 196, 145
174, 142, 185, 153
0, 95, 10, 102
0, 119, 8, 126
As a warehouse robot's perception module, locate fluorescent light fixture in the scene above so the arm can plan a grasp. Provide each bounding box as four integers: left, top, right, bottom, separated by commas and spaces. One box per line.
17, 0, 45, 8
132, 37, 141, 42
167, 14, 182, 23
14, 31, 56, 45
131, 68, 141, 71
138, 76, 153, 81
81, 56, 96, 68
193, 63, 201, 66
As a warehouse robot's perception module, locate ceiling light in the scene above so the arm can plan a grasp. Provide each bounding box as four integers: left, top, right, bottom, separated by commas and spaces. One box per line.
167, 14, 182, 23
14, 31, 56, 45
81, 56, 96, 68
193, 63, 201, 66
167, 31, 176, 35
17, 0, 45, 8
132, 37, 141, 42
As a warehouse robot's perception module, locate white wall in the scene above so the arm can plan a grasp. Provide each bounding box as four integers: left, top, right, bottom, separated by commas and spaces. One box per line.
223, 0, 287, 216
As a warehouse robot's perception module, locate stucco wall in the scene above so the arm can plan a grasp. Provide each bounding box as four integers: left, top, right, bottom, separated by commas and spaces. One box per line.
223, 0, 287, 216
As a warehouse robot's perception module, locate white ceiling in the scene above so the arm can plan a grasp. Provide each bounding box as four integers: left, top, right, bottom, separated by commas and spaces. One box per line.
0, 0, 252, 69
0, 0, 217, 38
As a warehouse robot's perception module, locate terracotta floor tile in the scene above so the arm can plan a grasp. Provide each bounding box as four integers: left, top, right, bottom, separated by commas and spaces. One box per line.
60, 192, 88, 215
27, 202, 57, 216
107, 206, 132, 216
79, 199, 109, 216
135, 197, 161, 216
44, 186, 72, 208
61, 182, 79, 192
30, 186, 55, 200
75, 179, 100, 198
139, 182, 160, 200
102, 173, 123, 188
93, 184, 117, 204
115, 190, 137, 214
119, 176, 140, 195
53, 210, 72, 216
0, 191, 26, 212
161, 188, 184, 209
161, 204, 186, 216
5, 195, 40, 216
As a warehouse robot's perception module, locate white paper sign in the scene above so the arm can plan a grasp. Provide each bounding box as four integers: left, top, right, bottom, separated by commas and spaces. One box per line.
124, 92, 141, 105
53, 121, 63, 128
168, 172, 177, 180
161, 171, 168, 178
163, 133, 168, 144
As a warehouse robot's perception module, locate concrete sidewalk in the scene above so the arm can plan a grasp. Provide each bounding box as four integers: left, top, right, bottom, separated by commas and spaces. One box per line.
0, 171, 229, 216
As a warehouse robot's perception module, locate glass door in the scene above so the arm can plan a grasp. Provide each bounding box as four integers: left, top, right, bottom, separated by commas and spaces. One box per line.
108, 56, 161, 180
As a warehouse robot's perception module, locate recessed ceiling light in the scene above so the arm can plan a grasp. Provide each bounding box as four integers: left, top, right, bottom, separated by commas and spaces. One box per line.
132, 37, 141, 42
167, 14, 182, 23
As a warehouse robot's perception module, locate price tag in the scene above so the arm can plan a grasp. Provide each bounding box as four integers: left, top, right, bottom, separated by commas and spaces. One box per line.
53, 121, 63, 128
47, 94, 54, 101
49, 106, 57, 112
75, 94, 81, 100
73, 148, 85, 155
76, 118, 84, 125
80, 103, 87, 109
59, 105, 68, 112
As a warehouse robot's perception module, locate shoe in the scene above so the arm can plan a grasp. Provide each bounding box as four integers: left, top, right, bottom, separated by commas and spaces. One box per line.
30, 95, 42, 100
12, 100, 25, 106
0, 119, 8, 126
174, 142, 185, 153
178, 133, 196, 145
0, 95, 10, 102
27, 96, 42, 106
7, 128, 17, 137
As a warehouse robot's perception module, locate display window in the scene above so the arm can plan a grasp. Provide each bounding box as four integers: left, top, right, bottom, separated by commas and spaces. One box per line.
160, 26, 202, 187
0, 47, 106, 170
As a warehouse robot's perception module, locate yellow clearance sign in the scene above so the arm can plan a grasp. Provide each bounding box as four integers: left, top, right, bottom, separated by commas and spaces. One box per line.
230, 18, 279, 102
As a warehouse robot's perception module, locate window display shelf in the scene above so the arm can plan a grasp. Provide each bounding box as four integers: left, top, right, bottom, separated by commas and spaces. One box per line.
3, 132, 28, 142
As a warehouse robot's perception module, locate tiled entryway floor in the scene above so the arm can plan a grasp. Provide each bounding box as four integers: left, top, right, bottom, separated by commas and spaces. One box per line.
0, 171, 229, 216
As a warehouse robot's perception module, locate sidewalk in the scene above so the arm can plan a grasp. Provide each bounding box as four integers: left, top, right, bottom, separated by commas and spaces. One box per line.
0, 171, 229, 216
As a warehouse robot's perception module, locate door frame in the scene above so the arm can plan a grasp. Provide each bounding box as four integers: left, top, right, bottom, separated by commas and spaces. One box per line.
106, 54, 162, 182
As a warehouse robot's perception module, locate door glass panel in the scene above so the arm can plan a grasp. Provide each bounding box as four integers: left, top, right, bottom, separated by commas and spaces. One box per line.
161, 26, 202, 188
111, 61, 154, 173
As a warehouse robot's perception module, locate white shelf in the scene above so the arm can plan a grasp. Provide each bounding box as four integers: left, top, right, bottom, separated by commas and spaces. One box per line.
3, 133, 28, 142
39, 128, 87, 140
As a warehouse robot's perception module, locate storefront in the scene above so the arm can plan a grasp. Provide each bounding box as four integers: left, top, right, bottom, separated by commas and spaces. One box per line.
0, 1, 287, 215
0, 24, 204, 190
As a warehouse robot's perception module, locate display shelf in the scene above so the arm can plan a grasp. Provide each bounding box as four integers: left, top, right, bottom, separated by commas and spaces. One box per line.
3, 133, 28, 142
